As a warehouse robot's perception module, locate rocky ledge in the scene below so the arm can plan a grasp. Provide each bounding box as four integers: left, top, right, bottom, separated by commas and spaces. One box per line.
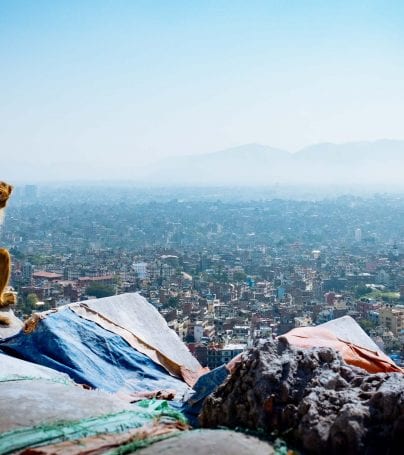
200, 340, 404, 454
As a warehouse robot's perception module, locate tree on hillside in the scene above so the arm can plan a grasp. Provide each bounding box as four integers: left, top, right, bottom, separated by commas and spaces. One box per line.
22, 293, 40, 316
233, 271, 247, 283
355, 285, 372, 298
85, 284, 115, 298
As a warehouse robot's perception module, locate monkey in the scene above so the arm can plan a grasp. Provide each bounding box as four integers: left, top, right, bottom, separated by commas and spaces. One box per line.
0, 182, 17, 325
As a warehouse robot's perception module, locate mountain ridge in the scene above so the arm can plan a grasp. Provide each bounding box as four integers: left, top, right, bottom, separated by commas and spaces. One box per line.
142, 139, 404, 186
3, 139, 404, 185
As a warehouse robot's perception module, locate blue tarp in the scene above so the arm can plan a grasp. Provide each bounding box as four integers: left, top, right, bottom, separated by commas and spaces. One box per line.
0, 308, 189, 396
181, 365, 229, 427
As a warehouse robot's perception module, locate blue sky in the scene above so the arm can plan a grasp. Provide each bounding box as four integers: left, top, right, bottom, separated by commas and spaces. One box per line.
1, 1, 404, 179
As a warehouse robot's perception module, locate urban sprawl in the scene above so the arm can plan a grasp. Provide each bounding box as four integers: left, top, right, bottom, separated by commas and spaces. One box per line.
2, 185, 403, 368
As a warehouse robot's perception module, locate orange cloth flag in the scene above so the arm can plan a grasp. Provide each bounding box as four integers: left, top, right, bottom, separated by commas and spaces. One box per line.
280, 326, 402, 374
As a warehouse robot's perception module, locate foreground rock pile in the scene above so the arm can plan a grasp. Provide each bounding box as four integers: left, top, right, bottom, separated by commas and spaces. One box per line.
200, 340, 404, 454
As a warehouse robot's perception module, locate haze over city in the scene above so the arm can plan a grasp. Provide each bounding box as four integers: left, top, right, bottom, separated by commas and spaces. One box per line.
1, 2, 404, 453
1, 1, 404, 183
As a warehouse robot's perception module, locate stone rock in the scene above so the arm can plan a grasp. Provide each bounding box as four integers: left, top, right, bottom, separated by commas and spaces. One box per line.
200, 340, 404, 454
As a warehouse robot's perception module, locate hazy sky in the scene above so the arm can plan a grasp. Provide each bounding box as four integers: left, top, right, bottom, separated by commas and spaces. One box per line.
1, 0, 404, 176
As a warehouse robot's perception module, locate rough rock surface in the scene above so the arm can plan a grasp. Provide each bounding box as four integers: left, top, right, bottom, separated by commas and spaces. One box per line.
200, 340, 404, 454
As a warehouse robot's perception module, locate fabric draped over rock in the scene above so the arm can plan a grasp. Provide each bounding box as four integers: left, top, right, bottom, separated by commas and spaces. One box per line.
0, 307, 191, 396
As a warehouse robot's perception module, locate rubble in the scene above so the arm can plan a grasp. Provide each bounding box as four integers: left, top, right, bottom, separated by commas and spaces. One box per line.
200, 340, 404, 454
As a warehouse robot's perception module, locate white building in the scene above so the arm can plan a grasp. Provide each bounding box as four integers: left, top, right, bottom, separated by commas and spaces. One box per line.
194, 324, 204, 343
132, 262, 148, 280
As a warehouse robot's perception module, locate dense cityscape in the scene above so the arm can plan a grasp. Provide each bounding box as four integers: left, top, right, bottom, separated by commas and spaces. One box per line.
2, 1, 404, 452
1, 185, 403, 368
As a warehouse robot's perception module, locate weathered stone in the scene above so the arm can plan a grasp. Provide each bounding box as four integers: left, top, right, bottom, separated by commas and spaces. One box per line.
200, 340, 404, 454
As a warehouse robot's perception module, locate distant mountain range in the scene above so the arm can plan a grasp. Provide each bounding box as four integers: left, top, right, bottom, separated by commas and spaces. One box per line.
141, 139, 404, 186
3, 139, 404, 185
